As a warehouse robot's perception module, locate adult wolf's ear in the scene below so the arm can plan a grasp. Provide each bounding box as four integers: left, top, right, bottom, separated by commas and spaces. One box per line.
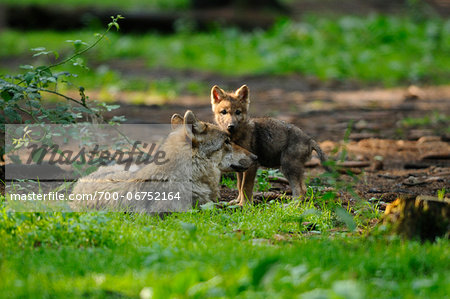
183, 110, 206, 140
211, 85, 226, 106
171, 113, 183, 130
235, 85, 249, 103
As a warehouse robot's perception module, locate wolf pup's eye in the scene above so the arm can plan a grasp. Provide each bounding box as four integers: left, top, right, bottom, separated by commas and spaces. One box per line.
235, 110, 241, 115
225, 138, 231, 145
220, 110, 227, 115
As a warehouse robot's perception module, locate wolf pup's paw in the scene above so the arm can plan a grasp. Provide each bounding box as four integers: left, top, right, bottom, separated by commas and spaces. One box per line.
228, 198, 240, 205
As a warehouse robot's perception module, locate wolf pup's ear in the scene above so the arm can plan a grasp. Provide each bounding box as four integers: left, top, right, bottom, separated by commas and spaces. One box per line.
184, 110, 206, 138
171, 113, 183, 130
211, 85, 226, 106
235, 85, 249, 103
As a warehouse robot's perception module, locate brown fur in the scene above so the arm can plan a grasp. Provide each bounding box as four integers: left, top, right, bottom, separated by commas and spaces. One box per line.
211, 85, 328, 205
71, 110, 257, 212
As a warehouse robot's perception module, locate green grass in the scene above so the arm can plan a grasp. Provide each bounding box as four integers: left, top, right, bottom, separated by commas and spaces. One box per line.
399, 111, 450, 136
1, 186, 449, 298
401, 111, 450, 127
1, 15, 450, 87
0, 63, 210, 104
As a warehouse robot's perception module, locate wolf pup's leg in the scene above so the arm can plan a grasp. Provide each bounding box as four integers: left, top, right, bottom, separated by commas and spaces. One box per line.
237, 165, 257, 205
280, 152, 308, 198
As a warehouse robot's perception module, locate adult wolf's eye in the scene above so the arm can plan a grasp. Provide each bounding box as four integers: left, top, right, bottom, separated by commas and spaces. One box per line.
235, 110, 241, 115
225, 138, 231, 145
220, 110, 227, 115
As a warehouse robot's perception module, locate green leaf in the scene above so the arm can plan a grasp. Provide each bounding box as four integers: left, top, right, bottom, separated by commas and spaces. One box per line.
28, 92, 41, 100
30, 47, 46, 52
32, 147, 47, 163
106, 104, 120, 111
84, 165, 98, 175
33, 51, 52, 57
29, 100, 41, 109
180, 222, 197, 237
110, 115, 126, 123
20, 65, 34, 70
24, 72, 36, 84
9, 154, 22, 164
1, 90, 12, 101
36, 66, 52, 77
251, 257, 279, 287
200, 202, 216, 210
73, 40, 88, 46
4, 106, 22, 122
73, 106, 92, 114
321, 191, 336, 201
335, 206, 356, 231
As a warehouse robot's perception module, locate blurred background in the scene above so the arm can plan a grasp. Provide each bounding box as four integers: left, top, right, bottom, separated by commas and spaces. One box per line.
0, 0, 449, 140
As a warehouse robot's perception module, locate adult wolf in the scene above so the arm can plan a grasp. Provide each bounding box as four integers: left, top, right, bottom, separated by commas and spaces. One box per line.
71, 110, 257, 212
211, 85, 328, 205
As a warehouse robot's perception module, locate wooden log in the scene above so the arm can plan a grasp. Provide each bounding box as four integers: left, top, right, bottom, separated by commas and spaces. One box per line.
268, 176, 289, 185
420, 152, 450, 160
383, 196, 449, 241
337, 161, 371, 168
253, 192, 287, 201
337, 167, 362, 175
4, 4, 276, 33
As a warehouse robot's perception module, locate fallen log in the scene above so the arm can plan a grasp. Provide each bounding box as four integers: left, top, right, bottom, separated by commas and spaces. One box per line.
338, 167, 362, 175
337, 161, 371, 168
3, 4, 276, 33
268, 176, 289, 185
383, 196, 449, 242
420, 152, 450, 160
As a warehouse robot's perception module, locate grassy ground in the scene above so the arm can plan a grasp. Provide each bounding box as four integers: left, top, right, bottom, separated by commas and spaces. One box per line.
1, 183, 449, 298
1, 15, 450, 88
1, 13, 450, 298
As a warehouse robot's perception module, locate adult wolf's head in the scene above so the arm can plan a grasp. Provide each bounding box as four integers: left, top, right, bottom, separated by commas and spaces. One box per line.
210, 85, 250, 134
171, 110, 256, 172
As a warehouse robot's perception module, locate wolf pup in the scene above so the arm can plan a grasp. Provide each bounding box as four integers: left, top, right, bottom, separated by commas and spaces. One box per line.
211, 85, 328, 205
72, 110, 257, 212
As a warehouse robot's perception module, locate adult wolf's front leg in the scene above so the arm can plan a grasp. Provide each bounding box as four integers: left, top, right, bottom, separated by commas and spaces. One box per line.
229, 172, 244, 205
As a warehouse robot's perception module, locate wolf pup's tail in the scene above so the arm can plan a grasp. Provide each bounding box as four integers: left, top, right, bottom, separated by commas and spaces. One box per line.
311, 140, 331, 172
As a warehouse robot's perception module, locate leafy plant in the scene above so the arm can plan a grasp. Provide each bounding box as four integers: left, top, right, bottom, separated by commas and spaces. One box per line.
254, 169, 285, 192
1, 201, 449, 298
401, 111, 450, 127
0, 15, 125, 158
437, 188, 446, 200
2, 15, 449, 87
221, 174, 237, 189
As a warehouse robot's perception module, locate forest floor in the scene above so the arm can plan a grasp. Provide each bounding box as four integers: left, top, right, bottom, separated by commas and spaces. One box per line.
96, 65, 450, 205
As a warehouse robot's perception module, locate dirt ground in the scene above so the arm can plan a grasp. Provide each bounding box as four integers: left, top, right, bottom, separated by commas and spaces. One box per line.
99, 67, 450, 206
2, 64, 449, 205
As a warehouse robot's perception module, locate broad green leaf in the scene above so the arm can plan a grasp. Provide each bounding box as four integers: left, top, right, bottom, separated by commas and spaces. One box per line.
335, 206, 357, 231
19, 65, 34, 70
30, 47, 46, 52
1, 90, 12, 101
24, 72, 36, 84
